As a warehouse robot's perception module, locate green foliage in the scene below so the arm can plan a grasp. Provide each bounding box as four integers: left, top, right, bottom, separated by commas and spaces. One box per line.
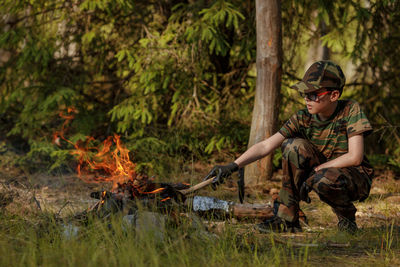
18, 141, 74, 172
1, 0, 400, 172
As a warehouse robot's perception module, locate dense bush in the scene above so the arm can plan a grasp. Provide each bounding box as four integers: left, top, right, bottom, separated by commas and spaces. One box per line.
0, 0, 399, 173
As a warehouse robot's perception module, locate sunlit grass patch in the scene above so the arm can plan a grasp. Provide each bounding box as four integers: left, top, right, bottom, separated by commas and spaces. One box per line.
1, 207, 399, 267
1, 165, 400, 266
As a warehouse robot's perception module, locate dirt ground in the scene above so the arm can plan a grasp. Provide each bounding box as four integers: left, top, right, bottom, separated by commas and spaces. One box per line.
1, 162, 400, 266
1, 165, 399, 229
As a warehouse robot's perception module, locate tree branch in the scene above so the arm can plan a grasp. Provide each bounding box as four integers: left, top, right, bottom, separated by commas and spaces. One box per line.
5, 4, 66, 27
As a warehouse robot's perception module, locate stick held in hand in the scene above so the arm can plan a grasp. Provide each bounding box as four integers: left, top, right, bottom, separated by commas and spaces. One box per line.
178, 176, 215, 195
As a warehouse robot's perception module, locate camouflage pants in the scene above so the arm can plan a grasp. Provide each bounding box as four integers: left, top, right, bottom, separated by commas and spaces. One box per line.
277, 138, 373, 223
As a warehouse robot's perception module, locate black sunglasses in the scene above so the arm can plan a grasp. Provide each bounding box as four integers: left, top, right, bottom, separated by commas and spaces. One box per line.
299, 90, 331, 101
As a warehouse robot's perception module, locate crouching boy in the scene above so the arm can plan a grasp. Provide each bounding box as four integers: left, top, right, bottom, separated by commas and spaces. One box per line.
205, 61, 374, 233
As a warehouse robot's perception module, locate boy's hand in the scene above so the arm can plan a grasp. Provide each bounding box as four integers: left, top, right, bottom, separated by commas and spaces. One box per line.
314, 163, 329, 172
314, 165, 323, 172
203, 162, 239, 190
313, 135, 364, 171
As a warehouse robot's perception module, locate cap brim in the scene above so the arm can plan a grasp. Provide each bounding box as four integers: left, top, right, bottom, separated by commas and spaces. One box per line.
290, 81, 320, 93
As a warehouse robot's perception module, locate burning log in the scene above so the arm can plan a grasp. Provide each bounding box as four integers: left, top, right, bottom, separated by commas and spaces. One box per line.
83, 177, 198, 219
90, 176, 215, 209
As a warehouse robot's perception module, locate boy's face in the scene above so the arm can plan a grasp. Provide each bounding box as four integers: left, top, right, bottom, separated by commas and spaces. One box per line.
301, 88, 340, 114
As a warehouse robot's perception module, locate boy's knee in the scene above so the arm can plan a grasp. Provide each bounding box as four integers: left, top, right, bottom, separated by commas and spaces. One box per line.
311, 168, 343, 188
281, 138, 312, 167
310, 168, 351, 204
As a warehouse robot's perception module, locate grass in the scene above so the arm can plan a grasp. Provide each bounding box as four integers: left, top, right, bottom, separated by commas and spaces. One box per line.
0, 156, 400, 266
0, 204, 399, 267
0, 211, 303, 266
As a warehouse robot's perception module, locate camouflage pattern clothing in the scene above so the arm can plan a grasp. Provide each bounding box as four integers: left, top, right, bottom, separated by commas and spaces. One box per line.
279, 100, 373, 162
290, 60, 346, 93
276, 100, 374, 223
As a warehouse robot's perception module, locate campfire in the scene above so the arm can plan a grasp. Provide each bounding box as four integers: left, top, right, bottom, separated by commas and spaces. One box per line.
54, 108, 274, 222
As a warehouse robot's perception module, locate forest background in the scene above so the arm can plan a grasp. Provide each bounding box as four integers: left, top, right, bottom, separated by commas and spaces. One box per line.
1, 0, 400, 179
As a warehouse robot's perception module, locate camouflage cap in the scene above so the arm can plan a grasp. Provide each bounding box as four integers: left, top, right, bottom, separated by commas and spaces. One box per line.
290, 60, 346, 93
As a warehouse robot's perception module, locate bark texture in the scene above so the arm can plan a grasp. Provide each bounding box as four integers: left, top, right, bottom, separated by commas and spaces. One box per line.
246, 0, 282, 184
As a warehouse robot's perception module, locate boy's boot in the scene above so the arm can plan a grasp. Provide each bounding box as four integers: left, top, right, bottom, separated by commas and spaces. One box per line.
337, 217, 358, 234
256, 201, 302, 233
333, 207, 358, 234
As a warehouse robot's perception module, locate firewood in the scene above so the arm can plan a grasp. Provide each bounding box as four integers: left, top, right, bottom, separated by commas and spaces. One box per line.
178, 177, 214, 195
232, 203, 274, 219
188, 196, 275, 220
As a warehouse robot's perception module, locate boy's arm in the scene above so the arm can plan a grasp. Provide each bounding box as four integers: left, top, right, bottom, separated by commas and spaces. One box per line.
234, 132, 286, 168
203, 132, 285, 185
314, 134, 364, 171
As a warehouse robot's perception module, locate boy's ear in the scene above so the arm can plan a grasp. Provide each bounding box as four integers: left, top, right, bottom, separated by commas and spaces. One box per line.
330, 90, 340, 101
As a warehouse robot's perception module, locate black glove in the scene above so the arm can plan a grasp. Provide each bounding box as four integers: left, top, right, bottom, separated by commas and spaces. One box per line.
203, 162, 239, 190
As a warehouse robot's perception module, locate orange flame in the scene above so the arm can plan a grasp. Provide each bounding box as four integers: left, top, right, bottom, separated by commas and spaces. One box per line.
161, 197, 171, 202
69, 134, 138, 189
53, 107, 78, 147
100, 190, 107, 204
54, 107, 165, 197
142, 188, 165, 194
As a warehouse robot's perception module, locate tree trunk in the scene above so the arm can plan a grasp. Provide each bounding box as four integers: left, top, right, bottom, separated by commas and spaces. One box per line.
305, 14, 330, 68
245, 0, 282, 185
